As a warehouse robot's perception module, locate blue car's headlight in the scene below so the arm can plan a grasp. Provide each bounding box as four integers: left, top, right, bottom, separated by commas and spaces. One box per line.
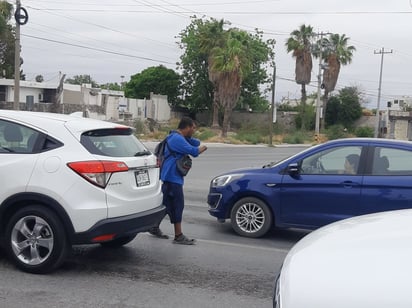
211, 174, 242, 187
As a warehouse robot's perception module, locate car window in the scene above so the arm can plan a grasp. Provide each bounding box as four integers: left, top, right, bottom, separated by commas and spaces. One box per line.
372, 147, 412, 175
0, 120, 41, 154
300, 146, 362, 175
81, 128, 149, 157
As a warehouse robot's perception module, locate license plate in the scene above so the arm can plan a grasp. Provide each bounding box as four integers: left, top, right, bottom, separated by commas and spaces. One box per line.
135, 169, 150, 187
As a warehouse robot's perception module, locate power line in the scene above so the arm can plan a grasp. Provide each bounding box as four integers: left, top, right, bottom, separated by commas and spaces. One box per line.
22, 34, 175, 64
21, 7, 412, 15
27, 22, 176, 62
25, 4, 177, 49
22, 0, 274, 6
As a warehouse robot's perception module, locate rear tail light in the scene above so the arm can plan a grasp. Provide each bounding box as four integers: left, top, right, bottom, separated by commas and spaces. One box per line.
67, 160, 129, 188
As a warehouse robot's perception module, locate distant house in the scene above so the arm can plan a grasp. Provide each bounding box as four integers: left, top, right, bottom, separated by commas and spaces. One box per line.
0, 79, 57, 110
387, 96, 412, 111
0, 79, 171, 122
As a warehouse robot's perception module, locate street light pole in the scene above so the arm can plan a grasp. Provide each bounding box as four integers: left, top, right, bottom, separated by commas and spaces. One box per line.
374, 47, 393, 138
13, 0, 21, 110
269, 62, 276, 146
315, 53, 322, 136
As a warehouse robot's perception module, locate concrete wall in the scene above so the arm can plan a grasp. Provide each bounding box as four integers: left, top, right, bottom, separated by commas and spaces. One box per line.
388, 111, 412, 140
125, 94, 170, 122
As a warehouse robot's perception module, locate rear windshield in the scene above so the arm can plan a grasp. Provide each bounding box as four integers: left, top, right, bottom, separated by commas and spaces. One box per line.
81, 128, 150, 157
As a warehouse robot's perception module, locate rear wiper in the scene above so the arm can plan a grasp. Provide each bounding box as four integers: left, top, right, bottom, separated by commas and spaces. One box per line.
134, 150, 151, 157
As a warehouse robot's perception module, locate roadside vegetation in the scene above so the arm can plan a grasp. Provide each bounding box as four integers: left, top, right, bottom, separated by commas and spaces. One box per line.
134, 114, 374, 146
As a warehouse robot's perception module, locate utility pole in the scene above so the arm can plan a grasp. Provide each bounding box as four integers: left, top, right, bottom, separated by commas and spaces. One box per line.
314, 31, 330, 139
13, 0, 21, 110
13, 1, 28, 110
269, 62, 276, 146
374, 47, 393, 138
120, 75, 125, 90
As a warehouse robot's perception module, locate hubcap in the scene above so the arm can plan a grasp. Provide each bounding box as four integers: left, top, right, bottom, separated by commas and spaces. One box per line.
236, 202, 265, 233
11, 216, 54, 265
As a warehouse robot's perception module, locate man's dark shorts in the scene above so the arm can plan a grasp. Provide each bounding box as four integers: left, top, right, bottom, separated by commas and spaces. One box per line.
162, 181, 184, 224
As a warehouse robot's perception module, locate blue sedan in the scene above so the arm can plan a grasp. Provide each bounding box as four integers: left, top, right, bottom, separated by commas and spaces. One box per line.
208, 138, 412, 237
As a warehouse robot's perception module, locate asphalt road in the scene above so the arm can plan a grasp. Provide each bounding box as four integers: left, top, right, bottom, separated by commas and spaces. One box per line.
0, 144, 309, 308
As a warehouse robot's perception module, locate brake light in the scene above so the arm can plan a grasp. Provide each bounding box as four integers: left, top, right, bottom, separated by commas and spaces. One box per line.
67, 160, 129, 188
92, 234, 116, 242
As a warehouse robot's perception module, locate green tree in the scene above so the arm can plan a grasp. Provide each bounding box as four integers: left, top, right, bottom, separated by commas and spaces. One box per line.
65, 74, 99, 87
211, 29, 252, 136
320, 33, 356, 129
198, 18, 227, 127
0, 1, 15, 79
285, 24, 315, 130
178, 17, 273, 132
124, 65, 180, 107
100, 82, 122, 91
325, 86, 362, 128
178, 18, 224, 123
240, 35, 275, 113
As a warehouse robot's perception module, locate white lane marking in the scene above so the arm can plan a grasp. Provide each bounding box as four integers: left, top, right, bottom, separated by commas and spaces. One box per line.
142, 233, 289, 254
196, 238, 290, 254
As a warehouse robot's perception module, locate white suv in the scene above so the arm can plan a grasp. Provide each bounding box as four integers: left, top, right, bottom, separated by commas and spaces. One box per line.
0, 110, 165, 274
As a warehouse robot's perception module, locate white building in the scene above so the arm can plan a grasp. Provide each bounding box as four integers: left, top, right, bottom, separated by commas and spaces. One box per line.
387, 96, 412, 111
0, 79, 171, 122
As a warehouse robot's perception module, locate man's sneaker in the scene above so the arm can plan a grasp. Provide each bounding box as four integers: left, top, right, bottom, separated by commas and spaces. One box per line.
148, 227, 169, 239
173, 234, 196, 245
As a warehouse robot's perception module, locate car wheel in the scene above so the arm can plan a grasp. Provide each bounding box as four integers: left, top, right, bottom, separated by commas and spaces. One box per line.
5, 205, 68, 274
100, 234, 137, 248
230, 197, 272, 238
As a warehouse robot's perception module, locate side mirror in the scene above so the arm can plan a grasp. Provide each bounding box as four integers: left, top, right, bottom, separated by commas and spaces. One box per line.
287, 162, 299, 174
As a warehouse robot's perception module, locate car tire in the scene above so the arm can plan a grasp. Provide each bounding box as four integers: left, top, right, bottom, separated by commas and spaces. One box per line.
99, 234, 137, 248
230, 197, 272, 238
5, 205, 68, 274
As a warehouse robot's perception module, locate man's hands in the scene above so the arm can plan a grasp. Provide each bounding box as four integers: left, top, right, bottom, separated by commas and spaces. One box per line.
199, 145, 208, 154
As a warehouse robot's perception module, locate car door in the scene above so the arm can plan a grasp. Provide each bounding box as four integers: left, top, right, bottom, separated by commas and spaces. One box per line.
0, 120, 41, 204
279, 145, 365, 228
361, 145, 412, 214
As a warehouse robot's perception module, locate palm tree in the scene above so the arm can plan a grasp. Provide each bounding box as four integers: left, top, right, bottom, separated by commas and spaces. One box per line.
285, 24, 315, 130
321, 34, 356, 129
198, 19, 227, 128
211, 29, 251, 136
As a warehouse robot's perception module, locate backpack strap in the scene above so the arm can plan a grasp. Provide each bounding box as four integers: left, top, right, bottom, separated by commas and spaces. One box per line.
163, 137, 176, 160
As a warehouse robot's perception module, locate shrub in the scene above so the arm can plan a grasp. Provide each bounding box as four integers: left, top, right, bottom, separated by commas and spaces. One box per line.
234, 132, 265, 144
355, 126, 374, 137
282, 131, 308, 144
326, 125, 348, 140
133, 119, 145, 134
196, 128, 217, 141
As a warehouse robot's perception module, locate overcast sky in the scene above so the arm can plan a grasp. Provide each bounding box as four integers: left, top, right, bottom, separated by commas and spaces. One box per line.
10, 0, 412, 107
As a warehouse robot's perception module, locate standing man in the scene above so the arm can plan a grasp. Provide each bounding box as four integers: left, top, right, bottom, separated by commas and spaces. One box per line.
149, 117, 207, 244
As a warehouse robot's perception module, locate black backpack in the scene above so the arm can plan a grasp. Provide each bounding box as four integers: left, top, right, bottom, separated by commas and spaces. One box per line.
154, 136, 192, 177
154, 137, 170, 172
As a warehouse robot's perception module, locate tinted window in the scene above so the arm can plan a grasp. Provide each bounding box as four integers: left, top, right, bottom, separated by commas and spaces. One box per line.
0, 120, 41, 154
372, 147, 412, 175
81, 128, 149, 157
